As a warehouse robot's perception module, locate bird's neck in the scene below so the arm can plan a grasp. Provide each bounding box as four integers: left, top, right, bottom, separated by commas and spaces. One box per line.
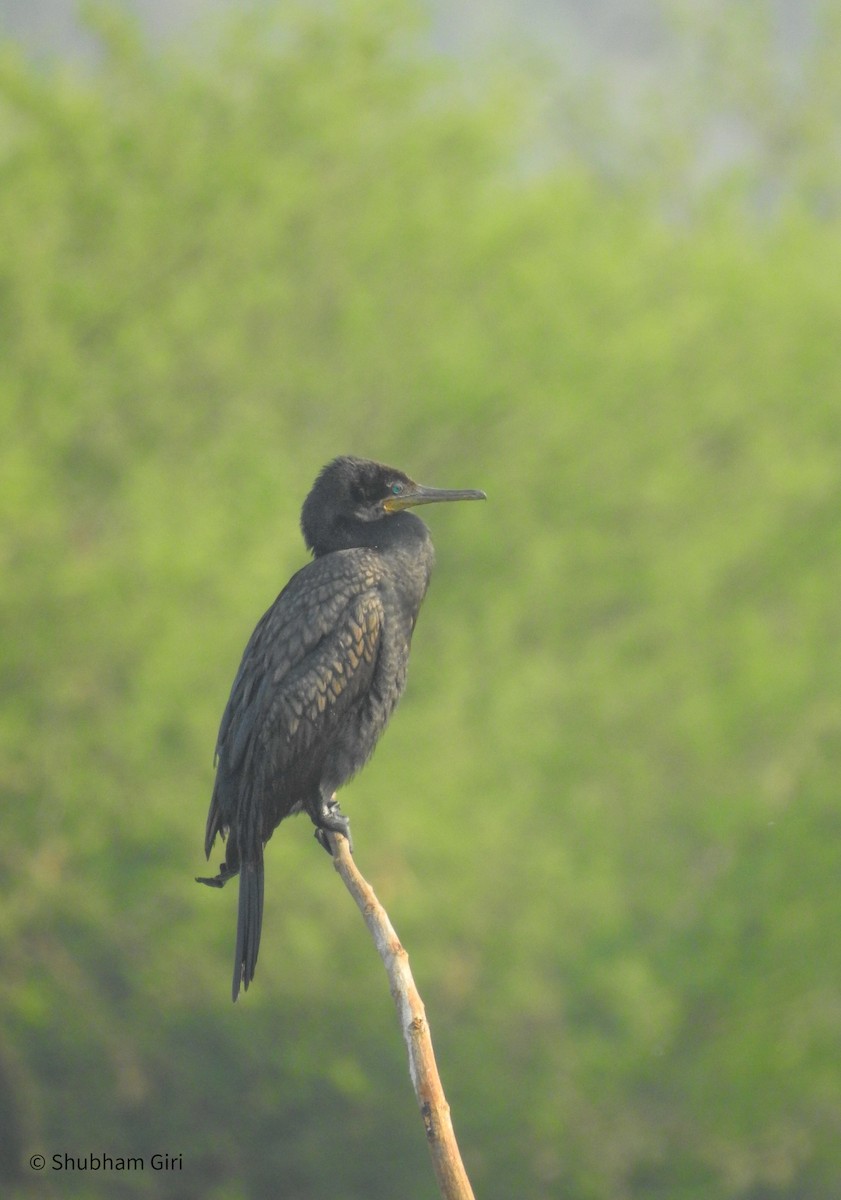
313, 511, 431, 557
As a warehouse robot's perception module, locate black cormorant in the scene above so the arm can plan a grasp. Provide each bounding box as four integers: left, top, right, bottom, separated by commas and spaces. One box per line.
197, 456, 486, 1000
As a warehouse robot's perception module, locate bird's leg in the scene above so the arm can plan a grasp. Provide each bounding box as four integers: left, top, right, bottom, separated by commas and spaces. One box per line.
313, 792, 353, 856
196, 861, 239, 888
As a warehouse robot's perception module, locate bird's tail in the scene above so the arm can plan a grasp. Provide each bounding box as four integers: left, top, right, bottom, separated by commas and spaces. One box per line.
233, 858, 264, 1003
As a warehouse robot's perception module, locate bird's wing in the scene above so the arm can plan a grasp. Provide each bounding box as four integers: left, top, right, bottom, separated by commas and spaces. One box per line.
259, 584, 384, 761
206, 552, 384, 852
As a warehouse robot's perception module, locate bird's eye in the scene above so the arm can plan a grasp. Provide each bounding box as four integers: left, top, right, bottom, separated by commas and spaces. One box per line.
390, 482, 404, 496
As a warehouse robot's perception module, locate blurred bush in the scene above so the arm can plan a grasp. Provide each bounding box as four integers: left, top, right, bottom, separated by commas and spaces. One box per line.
1, 2, 840, 1197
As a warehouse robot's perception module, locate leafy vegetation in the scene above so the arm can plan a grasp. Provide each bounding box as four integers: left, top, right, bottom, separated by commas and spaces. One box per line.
2, 3, 840, 1197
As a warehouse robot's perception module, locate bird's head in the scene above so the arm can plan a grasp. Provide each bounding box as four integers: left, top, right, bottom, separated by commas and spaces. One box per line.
301, 456, 485, 555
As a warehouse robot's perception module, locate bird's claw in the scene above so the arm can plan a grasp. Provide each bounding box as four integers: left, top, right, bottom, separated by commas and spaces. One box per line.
313, 799, 353, 855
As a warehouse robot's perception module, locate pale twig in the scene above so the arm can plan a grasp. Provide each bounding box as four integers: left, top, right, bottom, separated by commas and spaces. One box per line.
327, 832, 476, 1200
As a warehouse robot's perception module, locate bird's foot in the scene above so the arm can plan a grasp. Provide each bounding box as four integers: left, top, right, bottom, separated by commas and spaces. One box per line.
196, 862, 238, 888
314, 828, 332, 855
313, 797, 353, 856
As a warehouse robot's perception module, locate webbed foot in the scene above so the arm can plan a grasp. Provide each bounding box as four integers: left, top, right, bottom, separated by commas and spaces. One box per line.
196, 862, 238, 888
313, 796, 353, 856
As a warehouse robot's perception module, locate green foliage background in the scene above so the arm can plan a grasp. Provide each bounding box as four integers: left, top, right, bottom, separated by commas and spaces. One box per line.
2, 2, 841, 1197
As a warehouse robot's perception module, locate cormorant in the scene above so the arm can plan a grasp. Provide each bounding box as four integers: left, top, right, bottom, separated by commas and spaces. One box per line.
197, 456, 486, 1000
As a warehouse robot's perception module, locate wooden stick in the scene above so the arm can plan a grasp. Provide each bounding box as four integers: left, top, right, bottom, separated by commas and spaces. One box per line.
327, 832, 476, 1200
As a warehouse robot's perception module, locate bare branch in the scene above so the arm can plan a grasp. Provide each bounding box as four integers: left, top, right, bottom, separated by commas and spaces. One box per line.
327, 832, 476, 1200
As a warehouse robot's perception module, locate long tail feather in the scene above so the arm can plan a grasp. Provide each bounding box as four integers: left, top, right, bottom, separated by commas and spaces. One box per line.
232, 860, 264, 1002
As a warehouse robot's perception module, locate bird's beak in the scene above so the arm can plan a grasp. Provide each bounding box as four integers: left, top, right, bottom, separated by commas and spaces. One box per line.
384, 483, 487, 513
